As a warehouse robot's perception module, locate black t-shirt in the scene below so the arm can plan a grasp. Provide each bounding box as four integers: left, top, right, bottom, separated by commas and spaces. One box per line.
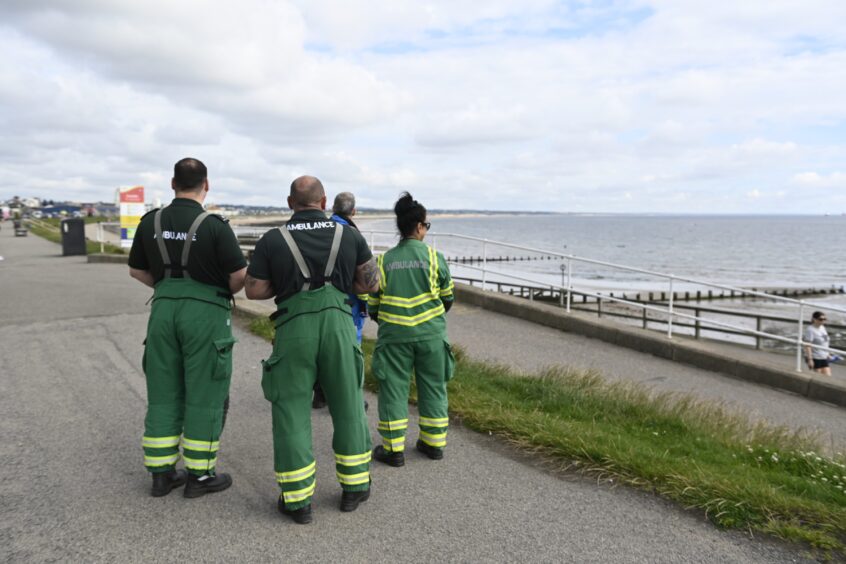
128, 198, 247, 291
248, 209, 373, 303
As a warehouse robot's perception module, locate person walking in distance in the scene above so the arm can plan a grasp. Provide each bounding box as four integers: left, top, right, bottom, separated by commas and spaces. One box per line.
245, 176, 379, 524
128, 158, 247, 497
368, 193, 455, 468
805, 311, 833, 376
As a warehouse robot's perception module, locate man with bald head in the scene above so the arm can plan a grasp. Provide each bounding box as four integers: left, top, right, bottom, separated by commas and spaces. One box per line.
246, 175, 379, 524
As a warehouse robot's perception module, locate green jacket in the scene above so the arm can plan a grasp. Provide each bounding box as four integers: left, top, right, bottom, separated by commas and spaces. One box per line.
369, 238, 454, 344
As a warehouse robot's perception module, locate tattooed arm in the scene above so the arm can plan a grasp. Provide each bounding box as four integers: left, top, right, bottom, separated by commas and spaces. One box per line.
352, 257, 380, 294
244, 274, 275, 300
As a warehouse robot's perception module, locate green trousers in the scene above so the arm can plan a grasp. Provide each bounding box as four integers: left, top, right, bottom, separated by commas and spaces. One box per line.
142, 279, 235, 476
262, 286, 371, 511
371, 337, 455, 453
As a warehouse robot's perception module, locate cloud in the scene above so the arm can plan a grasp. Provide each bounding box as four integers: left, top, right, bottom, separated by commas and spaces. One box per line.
792, 171, 846, 187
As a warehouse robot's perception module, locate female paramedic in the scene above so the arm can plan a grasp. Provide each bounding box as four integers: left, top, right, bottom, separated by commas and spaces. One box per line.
368, 192, 455, 467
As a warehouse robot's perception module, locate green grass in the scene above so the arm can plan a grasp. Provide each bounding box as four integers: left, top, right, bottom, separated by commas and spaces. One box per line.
248, 316, 846, 555
27, 219, 125, 254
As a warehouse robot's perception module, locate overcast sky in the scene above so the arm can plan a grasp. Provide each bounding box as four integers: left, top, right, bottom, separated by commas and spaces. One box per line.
1, 1, 844, 213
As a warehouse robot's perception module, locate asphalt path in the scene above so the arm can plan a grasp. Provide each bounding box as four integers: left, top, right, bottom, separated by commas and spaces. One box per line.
0, 225, 818, 562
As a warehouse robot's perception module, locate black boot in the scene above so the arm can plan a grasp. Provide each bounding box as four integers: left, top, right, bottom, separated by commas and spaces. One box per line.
340, 485, 370, 512
183, 472, 233, 498
312, 383, 326, 409
278, 498, 313, 524
416, 439, 444, 460
372, 445, 404, 467
150, 469, 187, 497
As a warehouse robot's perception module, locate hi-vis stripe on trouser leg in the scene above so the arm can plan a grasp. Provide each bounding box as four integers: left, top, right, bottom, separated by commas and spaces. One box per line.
142, 435, 181, 469
182, 436, 219, 473
378, 418, 408, 452
278, 461, 317, 505
419, 415, 449, 448
335, 452, 371, 486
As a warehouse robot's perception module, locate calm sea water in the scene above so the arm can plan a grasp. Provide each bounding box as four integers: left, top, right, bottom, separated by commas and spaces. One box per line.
356, 214, 846, 320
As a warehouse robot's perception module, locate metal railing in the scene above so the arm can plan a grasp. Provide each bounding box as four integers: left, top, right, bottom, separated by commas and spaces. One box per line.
358, 229, 846, 373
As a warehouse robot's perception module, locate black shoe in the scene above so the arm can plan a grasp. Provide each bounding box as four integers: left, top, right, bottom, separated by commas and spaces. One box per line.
364, 400, 369, 412
372, 445, 404, 467
150, 469, 187, 497
312, 385, 326, 409
278, 498, 313, 524
340, 487, 370, 512
183, 472, 233, 498
416, 439, 444, 460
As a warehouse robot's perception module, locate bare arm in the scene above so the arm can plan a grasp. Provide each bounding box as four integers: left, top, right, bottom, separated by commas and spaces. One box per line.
245, 274, 275, 300
352, 257, 380, 294
129, 267, 155, 288
228, 267, 247, 294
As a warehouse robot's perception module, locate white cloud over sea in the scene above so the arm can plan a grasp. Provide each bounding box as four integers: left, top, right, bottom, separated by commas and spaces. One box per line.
1, 1, 845, 213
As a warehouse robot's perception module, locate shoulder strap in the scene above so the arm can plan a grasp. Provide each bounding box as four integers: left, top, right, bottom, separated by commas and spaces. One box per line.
278, 226, 313, 291
324, 223, 344, 278
180, 212, 210, 280
153, 208, 172, 279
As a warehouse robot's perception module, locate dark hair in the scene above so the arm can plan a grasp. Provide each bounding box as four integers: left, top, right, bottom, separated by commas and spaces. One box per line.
812, 311, 825, 321
394, 192, 426, 238
173, 158, 207, 191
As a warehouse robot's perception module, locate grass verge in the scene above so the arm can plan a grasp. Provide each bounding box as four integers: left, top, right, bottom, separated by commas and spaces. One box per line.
249, 316, 846, 555
27, 219, 125, 254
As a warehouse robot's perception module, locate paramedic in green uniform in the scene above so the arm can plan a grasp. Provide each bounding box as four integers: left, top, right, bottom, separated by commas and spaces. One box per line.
245, 176, 380, 525
369, 192, 455, 468
129, 158, 247, 498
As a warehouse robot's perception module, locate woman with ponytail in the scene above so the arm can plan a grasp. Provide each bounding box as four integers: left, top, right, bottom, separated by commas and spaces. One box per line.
368, 192, 455, 467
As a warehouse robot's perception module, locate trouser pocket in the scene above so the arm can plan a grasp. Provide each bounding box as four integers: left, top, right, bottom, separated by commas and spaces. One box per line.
370, 345, 385, 383
444, 341, 456, 382
212, 337, 237, 380
261, 354, 283, 402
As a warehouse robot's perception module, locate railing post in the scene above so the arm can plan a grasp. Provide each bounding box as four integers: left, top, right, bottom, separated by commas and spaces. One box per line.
755, 317, 762, 349
694, 308, 701, 339
667, 276, 675, 339
796, 303, 805, 372
597, 296, 602, 318
642, 307, 647, 329
98, 222, 104, 253
370, 231, 375, 250
565, 258, 572, 313
482, 240, 487, 291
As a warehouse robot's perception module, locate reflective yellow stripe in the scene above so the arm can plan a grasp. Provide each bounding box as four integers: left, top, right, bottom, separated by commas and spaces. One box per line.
379, 304, 445, 327
419, 416, 449, 428
336, 471, 370, 485
142, 435, 180, 448
276, 461, 316, 482
283, 481, 316, 503
439, 280, 454, 297
377, 418, 409, 432
334, 452, 371, 466
181, 438, 220, 452
428, 247, 437, 295
184, 456, 216, 470
356, 293, 369, 301
377, 254, 386, 291
383, 436, 405, 447
420, 431, 447, 447
379, 291, 438, 307
144, 453, 180, 467
368, 296, 381, 306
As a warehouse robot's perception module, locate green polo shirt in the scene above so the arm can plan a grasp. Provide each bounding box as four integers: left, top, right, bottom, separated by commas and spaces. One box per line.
247, 209, 373, 304
128, 198, 247, 291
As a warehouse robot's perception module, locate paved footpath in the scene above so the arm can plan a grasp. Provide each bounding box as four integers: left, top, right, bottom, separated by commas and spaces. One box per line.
0, 226, 825, 563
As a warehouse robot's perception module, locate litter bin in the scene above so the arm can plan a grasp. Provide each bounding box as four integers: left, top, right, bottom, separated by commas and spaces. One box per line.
61, 218, 87, 256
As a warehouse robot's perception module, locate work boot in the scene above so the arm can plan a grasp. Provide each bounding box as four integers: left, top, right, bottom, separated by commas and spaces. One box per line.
340, 485, 370, 512
278, 498, 313, 524
372, 445, 404, 467
150, 469, 187, 497
416, 439, 444, 460
183, 472, 233, 498
312, 383, 326, 409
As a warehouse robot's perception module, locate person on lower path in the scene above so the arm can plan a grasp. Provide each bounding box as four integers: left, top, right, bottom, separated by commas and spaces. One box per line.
245, 176, 380, 524
805, 311, 833, 376
312, 191, 369, 411
128, 158, 247, 498
368, 192, 455, 468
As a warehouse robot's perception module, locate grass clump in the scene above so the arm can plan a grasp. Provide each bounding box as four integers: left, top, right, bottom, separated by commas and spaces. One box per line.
248, 317, 846, 554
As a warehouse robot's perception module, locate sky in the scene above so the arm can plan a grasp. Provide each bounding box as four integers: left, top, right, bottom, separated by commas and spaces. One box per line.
1, 1, 845, 213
